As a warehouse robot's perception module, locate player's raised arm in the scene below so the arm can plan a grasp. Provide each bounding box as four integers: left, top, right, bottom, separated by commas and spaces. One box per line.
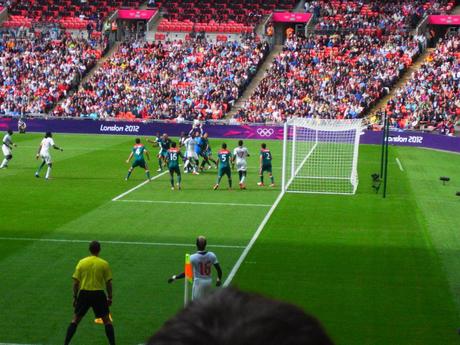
167, 272, 185, 283
126, 152, 134, 164
214, 263, 223, 287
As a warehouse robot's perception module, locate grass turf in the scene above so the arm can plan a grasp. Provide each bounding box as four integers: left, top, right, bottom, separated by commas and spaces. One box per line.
0, 133, 459, 344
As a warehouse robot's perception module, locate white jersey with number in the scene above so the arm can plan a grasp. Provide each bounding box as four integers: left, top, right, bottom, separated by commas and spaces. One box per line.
2, 134, 12, 156
40, 137, 55, 157
190, 251, 218, 300
184, 137, 198, 159
233, 146, 249, 171
190, 251, 218, 280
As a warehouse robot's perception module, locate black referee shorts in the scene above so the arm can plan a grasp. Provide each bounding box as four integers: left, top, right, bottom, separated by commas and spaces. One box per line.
75, 290, 110, 318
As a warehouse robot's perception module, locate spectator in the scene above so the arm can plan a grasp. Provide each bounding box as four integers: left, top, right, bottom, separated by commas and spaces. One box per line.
385, 33, 460, 135
148, 287, 334, 345
235, 34, 419, 123
56, 38, 269, 121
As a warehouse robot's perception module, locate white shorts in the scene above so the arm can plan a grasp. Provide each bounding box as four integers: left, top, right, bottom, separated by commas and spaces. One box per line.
2, 145, 11, 157
40, 153, 52, 164
192, 278, 213, 300
236, 161, 247, 172
187, 152, 198, 160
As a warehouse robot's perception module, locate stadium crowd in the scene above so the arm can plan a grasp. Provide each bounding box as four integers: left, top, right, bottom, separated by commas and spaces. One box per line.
0, 31, 103, 116
54, 38, 269, 120
385, 33, 460, 135
234, 34, 421, 123
309, 0, 455, 34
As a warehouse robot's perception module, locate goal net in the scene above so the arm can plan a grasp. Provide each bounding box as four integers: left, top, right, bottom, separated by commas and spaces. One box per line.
281, 118, 364, 195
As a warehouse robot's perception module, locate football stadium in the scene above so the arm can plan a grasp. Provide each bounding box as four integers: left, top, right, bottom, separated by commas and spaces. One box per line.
0, 0, 459, 344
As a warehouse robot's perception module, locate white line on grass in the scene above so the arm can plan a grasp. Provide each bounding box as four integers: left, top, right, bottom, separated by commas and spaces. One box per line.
0, 343, 41, 345
114, 200, 272, 207
112, 170, 169, 201
395, 157, 404, 171
223, 190, 285, 287
0, 237, 245, 249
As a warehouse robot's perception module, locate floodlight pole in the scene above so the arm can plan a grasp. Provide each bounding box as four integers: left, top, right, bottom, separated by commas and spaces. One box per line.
383, 116, 390, 198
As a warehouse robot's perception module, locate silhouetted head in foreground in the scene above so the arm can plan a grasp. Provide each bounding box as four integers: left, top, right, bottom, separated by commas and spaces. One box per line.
148, 287, 334, 345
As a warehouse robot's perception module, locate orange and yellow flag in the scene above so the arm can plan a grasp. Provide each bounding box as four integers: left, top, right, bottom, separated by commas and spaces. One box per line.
185, 254, 193, 283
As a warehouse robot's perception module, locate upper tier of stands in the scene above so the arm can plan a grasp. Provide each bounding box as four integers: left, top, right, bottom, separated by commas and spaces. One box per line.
311, 0, 456, 33
157, 0, 298, 25
384, 32, 460, 135
2, 0, 140, 28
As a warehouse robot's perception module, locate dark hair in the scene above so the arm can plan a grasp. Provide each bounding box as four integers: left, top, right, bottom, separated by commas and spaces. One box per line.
135, 138, 141, 144
261, 143, 266, 149
196, 236, 207, 251
148, 287, 334, 345
7, 129, 13, 135
89, 241, 101, 255
222, 143, 227, 149
45, 132, 52, 138
238, 140, 243, 146
171, 142, 177, 148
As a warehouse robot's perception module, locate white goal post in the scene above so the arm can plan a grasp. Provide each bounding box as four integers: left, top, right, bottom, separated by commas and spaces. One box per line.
281, 118, 364, 195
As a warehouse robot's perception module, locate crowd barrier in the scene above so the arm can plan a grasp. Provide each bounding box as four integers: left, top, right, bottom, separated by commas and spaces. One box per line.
0, 118, 459, 154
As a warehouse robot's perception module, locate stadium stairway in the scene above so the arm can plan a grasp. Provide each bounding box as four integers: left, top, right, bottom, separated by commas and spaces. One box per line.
226, 44, 283, 119
51, 41, 121, 112
366, 47, 434, 123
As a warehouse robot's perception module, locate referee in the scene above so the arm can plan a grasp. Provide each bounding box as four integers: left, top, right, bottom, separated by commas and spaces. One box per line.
64, 241, 115, 345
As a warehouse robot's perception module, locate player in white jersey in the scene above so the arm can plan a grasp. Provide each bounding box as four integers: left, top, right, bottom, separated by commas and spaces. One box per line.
168, 236, 222, 300
233, 140, 250, 190
1, 130, 17, 169
35, 132, 63, 179
183, 135, 199, 175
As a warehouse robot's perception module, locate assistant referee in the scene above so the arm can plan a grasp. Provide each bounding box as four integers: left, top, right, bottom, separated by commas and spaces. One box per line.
64, 241, 115, 345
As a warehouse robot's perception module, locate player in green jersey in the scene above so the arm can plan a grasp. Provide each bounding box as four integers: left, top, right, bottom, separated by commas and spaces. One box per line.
213, 143, 233, 190
258, 143, 274, 187
199, 133, 218, 171
125, 138, 151, 181
166, 142, 184, 190
147, 133, 171, 172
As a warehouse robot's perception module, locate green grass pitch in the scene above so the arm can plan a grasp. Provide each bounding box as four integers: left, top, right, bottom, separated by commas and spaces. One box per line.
0, 132, 459, 345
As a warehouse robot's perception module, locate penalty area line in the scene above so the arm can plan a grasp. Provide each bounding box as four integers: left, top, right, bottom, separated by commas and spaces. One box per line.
0, 237, 245, 249
114, 200, 272, 208
0, 343, 41, 345
395, 157, 404, 172
223, 190, 285, 287
112, 170, 169, 201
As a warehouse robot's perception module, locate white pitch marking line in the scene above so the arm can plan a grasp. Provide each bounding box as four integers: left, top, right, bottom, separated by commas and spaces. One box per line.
112, 170, 169, 201
395, 157, 404, 172
0, 343, 41, 345
0, 237, 245, 249
114, 200, 272, 208
223, 190, 285, 287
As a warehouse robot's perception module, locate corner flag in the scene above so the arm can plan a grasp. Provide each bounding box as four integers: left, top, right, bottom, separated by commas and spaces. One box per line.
185, 253, 193, 282
184, 253, 193, 306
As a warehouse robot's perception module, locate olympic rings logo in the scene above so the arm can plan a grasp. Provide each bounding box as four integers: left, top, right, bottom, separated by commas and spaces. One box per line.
256, 128, 275, 137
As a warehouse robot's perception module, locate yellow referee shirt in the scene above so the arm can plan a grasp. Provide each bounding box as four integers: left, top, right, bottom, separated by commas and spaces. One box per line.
72, 256, 112, 291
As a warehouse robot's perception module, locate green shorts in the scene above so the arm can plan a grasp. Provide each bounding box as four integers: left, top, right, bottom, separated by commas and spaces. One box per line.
218, 167, 231, 178
260, 164, 272, 174
160, 150, 168, 158
169, 166, 181, 175
132, 159, 146, 169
